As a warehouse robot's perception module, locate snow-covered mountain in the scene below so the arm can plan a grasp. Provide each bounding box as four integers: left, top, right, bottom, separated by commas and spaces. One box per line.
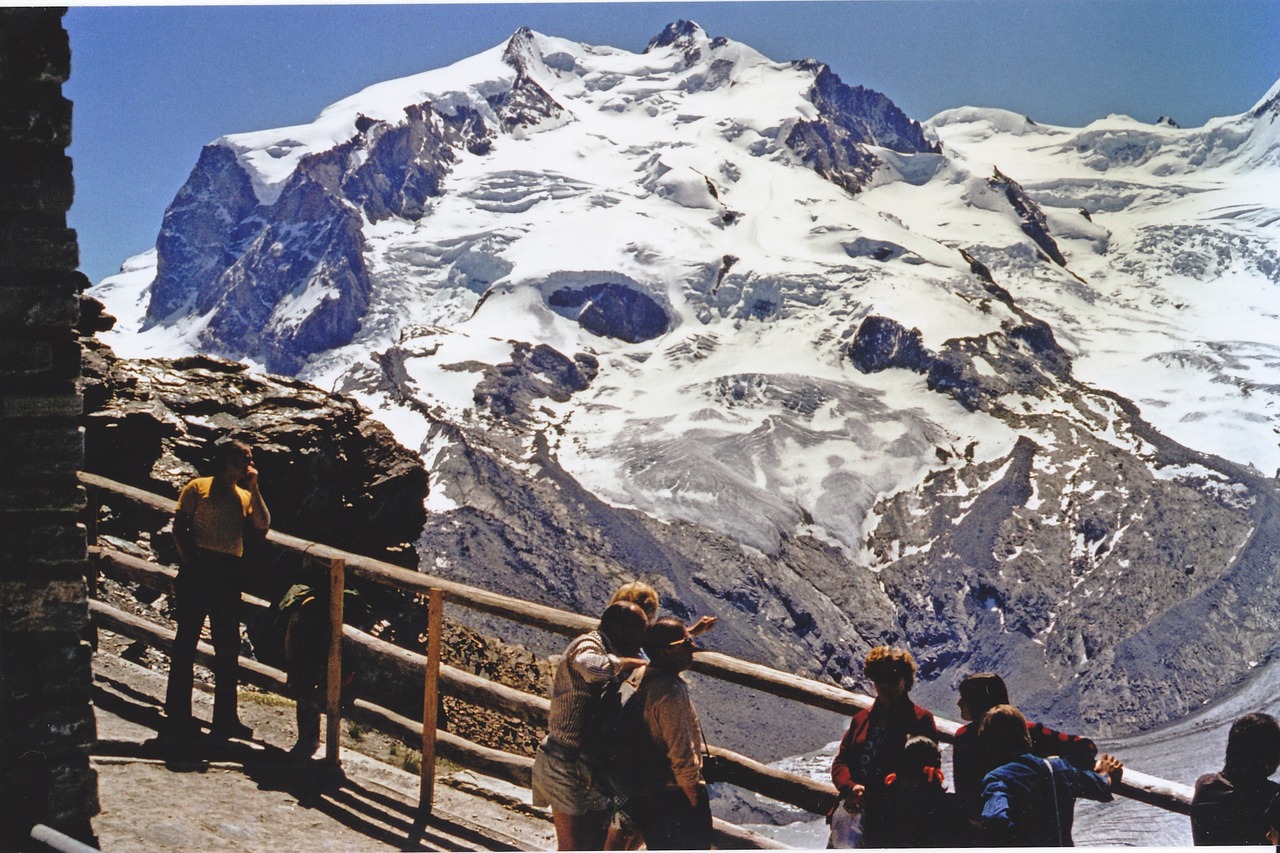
92, 21, 1280, 753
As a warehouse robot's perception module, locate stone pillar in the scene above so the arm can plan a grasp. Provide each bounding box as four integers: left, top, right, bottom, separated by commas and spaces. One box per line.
0, 7, 100, 846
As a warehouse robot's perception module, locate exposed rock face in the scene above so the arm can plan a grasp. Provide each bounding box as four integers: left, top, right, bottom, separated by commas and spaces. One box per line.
988, 168, 1068, 266
786, 60, 941, 194
148, 144, 259, 320
646, 19, 709, 65
144, 83, 499, 375
847, 315, 930, 374
847, 304, 1280, 734
472, 343, 599, 424
81, 335, 427, 568
849, 311, 1072, 413
549, 283, 670, 342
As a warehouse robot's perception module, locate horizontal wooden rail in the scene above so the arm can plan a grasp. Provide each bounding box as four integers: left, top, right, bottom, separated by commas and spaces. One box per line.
81, 471, 1195, 816
81, 473, 877, 717
87, 557, 840, 816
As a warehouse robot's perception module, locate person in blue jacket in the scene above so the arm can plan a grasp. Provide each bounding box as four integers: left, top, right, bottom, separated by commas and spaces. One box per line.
977, 704, 1123, 846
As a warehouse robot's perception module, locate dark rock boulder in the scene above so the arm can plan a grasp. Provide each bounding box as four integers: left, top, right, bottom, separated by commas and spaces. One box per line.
847, 314, 932, 374
549, 282, 670, 343
472, 342, 599, 424
848, 312, 1075, 414
81, 336, 427, 569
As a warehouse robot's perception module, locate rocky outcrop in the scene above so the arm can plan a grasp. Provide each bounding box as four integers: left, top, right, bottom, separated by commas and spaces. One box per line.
144, 94, 499, 374
848, 313, 1072, 412
786, 61, 941, 194
847, 315, 930, 374
988, 168, 1067, 266
81, 335, 428, 568
876, 404, 1280, 736
471, 342, 599, 426
645, 19, 708, 66
497, 28, 567, 132
549, 283, 670, 342
147, 144, 259, 321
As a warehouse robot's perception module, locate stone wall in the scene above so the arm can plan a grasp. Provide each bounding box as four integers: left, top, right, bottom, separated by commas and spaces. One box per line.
0, 7, 100, 846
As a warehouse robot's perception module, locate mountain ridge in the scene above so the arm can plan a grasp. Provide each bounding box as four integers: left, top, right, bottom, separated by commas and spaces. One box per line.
91, 21, 1280, 742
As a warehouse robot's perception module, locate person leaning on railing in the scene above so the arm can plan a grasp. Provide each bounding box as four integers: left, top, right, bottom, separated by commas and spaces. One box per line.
162, 438, 271, 742
952, 671, 1097, 826
532, 601, 648, 851
975, 704, 1123, 847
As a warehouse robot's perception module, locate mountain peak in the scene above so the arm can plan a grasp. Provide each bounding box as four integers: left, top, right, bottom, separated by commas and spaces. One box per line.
645, 19, 713, 64
648, 19, 705, 48
502, 26, 546, 77
1251, 76, 1280, 119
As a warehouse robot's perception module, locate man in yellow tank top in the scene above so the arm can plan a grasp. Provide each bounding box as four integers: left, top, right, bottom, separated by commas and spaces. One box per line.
163, 439, 271, 741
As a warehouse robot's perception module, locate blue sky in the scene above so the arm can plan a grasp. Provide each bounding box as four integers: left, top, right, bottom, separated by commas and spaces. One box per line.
66, 1, 1279, 286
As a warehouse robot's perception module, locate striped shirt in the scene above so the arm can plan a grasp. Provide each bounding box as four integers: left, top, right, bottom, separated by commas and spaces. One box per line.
547, 630, 626, 751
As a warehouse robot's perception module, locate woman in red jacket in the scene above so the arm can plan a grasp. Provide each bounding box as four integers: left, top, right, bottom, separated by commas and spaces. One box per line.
830, 646, 937, 847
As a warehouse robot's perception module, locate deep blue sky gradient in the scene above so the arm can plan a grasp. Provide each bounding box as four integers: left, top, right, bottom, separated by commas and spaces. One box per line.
66, 1, 1280, 286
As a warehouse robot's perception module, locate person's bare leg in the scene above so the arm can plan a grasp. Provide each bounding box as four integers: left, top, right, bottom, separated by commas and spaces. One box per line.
552, 809, 608, 850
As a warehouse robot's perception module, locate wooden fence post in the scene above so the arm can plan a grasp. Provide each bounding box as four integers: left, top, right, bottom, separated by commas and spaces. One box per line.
420, 587, 444, 812
83, 487, 102, 601
325, 557, 346, 766
84, 487, 101, 547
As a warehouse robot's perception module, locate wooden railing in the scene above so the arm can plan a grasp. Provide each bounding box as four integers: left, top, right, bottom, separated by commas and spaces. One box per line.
78, 471, 1194, 837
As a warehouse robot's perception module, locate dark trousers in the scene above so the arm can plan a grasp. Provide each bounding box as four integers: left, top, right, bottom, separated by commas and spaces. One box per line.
625, 785, 712, 850
164, 548, 244, 727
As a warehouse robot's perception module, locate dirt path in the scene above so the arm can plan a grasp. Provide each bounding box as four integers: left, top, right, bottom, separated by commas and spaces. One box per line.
90, 650, 555, 851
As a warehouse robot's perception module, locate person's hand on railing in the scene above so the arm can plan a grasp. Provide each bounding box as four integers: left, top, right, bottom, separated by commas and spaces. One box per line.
841, 783, 865, 811
1095, 753, 1124, 787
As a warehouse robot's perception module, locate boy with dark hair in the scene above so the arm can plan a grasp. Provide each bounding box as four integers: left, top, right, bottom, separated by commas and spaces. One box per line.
532, 601, 648, 850
1191, 712, 1280, 845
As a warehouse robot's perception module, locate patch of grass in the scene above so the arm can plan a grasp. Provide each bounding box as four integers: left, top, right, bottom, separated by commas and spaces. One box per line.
240, 689, 295, 709
399, 750, 422, 774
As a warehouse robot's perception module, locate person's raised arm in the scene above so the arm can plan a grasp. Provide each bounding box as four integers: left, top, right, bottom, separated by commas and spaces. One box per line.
241, 462, 271, 531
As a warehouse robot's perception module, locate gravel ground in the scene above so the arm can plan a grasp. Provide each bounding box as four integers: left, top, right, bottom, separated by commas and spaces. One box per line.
90, 647, 555, 852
